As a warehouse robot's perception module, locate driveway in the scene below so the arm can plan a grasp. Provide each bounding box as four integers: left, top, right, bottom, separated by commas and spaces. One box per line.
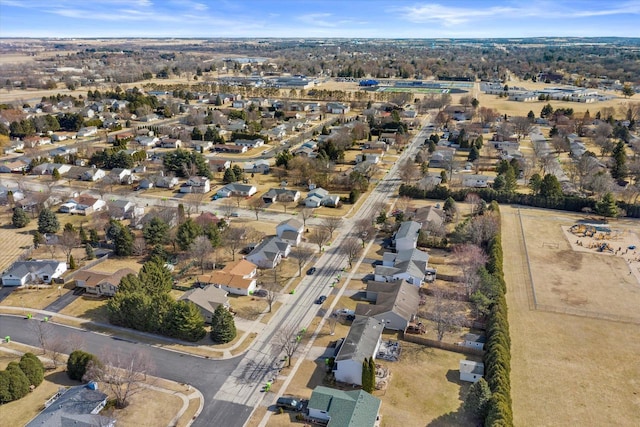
0, 286, 14, 303
43, 290, 80, 313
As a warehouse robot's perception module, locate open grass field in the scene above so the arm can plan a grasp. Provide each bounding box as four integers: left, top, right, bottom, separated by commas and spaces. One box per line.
0, 221, 36, 273
501, 205, 640, 426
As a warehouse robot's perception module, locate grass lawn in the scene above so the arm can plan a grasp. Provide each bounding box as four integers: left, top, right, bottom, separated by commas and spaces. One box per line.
58, 295, 110, 323
113, 386, 183, 427
501, 205, 640, 426
2, 285, 70, 310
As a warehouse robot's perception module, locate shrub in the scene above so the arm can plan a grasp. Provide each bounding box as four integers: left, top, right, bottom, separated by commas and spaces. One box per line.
19, 353, 44, 387
67, 350, 100, 381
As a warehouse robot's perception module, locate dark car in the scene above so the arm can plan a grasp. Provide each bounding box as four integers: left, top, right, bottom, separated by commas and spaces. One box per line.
307, 267, 317, 275
315, 295, 327, 304
276, 396, 304, 411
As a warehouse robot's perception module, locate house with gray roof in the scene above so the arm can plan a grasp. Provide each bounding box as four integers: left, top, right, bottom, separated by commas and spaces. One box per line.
2, 260, 67, 286
262, 188, 300, 204
179, 285, 229, 323
276, 218, 304, 247
26, 383, 114, 427
245, 236, 291, 269
355, 279, 420, 331
374, 248, 434, 286
333, 316, 383, 386
393, 220, 421, 251
307, 386, 381, 427
304, 187, 340, 208
216, 182, 257, 198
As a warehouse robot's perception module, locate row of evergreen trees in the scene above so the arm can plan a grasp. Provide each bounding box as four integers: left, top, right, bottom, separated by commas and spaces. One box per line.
0, 353, 45, 404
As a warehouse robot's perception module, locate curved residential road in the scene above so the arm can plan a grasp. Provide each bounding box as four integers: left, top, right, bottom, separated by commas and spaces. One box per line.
0, 314, 251, 427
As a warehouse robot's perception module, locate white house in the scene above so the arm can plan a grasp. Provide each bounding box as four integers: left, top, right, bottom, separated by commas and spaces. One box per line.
234, 138, 264, 149
333, 316, 383, 386
393, 221, 421, 251
2, 260, 67, 286
245, 236, 291, 269
374, 248, 430, 286
160, 138, 182, 149
216, 182, 257, 198
179, 176, 210, 194
461, 174, 491, 188
242, 159, 270, 174
76, 126, 98, 137
196, 259, 258, 296
276, 218, 304, 247
261, 188, 300, 204
460, 360, 485, 383
327, 102, 350, 114
136, 136, 159, 147
81, 168, 106, 182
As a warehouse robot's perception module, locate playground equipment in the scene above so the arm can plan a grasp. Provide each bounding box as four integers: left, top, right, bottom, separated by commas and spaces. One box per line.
570, 224, 596, 237
598, 243, 614, 253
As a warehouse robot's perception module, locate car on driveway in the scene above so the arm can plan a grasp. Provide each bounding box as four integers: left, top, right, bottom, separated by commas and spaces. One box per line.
315, 295, 327, 304
276, 396, 304, 411
306, 267, 317, 275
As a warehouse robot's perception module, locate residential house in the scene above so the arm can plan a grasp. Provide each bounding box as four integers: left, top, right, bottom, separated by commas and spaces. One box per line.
379, 132, 397, 145
293, 145, 316, 158
155, 175, 180, 189
461, 174, 491, 188
234, 138, 265, 149
31, 163, 71, 176
179, 286, 230, 322
327, 102, 350, 114
0, 186, 24, 204
462, 333, 487, 351
306, 386, 381, 427
136, 135, 159, 147
460, 360, 485, 383
60, 195, 106, 215
160, 138, 182, 149
262, 188, 300, 204
81, 168, 106, 182
276, 218, 304, 247
355, 279, 420, 331
2, 260, 67, 286
428, 147, 456, 168
193, 140, 213, 153
0, 160, 28, 174
74, 268, 136, 297
76, 126, 98, 137
137, 178, 153, 190
263, 125, 286, 140
216, 182, 257, 198
374, 248, 432, 286
242, 159, 270, 174
413, 206, 444, 230
333, 316, 383, 386
393, 221, 421, 251
245, 236, 291, 269
196, 259, 258, 296
25, 384, 115, 427
213, 144, 247, 154
23, 135, 51, 147
179, 176, 210, 194
304, 187, 340, 208
108, 199, 142, 220
209, 158, 231, 172
355, 152, 381, 164
108, 168, 133, 185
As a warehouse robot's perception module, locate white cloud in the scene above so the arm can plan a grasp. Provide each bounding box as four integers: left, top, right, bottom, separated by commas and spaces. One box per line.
297, 13, 336, 28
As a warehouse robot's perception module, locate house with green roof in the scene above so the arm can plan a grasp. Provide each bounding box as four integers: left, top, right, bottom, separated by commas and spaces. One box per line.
307, 386, 381, 426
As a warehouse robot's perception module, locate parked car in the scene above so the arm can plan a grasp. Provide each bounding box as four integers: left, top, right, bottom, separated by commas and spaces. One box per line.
315, 295, 327, 304
276, 396, 304, 411
306, 267, 317, 275
230, 212, 240, 217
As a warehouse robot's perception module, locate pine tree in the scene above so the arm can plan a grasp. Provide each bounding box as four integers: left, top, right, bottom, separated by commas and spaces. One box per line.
32, 231, 44, 248
164, 301, 206, 342
79, 226, 88, 244
37, 208, 59, 234
85, 243, 95, 260
361, 357, 375, 393
465, 378, 492, 420
18, 353, 44, 387
596, 192, 618, 218
11, 207, 30, 228
210, 305, 236, 344
69, 254, 76, 269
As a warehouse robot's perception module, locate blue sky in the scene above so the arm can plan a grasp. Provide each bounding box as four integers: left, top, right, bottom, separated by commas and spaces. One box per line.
1, 0, 639, 38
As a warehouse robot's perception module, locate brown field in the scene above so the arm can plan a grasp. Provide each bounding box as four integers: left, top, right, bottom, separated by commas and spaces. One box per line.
502, 205, 640, 426
0, 222, 36, 273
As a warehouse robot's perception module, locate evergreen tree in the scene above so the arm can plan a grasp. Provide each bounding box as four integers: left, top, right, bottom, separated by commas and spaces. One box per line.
85, 243, 95, 260
110, 221, 134, 256
362, 358, 373, 393
465, 378, 492, 420
210, 305, 236, 344
177, 218, 202, 251
163, 301, 206, 342
143, 217, 169, 245
443, 197, 457, 222
222, 167, 236, 184
37, 208, 59, 234
539, 174, 563, 198
138, 257, 173, 294
5, 362, 30, 401
67, 350, 101, 381
89, 228, 99, 245
468, 145, 479, 162
79, 226, 88, 244
33, 231, 44, 248
596, 192, 618, 218
69, 254, 76, 269
11, 207, 30, 228
18, 353, 44, 387
611, 140, 628, 180
51, 168, 61, 180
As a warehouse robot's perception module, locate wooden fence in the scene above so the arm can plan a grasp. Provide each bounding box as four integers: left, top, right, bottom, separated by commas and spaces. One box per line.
402, 332, 485, 357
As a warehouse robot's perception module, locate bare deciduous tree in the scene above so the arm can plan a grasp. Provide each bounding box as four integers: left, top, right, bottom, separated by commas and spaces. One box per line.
321, 217, 343, 239
190, 235, 213, 273
464, 193, 483, 216
58, 229, 79, 264
290, 246, 315, 276
467, 214, 500, 246
219, 198, 236, 219
423, 288, 465, 341
309, 228, 331, 253
275, 326, 305, 367
452, 244, 488, 297
300, 208, 314, 229
222, 226, 246, 261
84, 350, 155, 409
354, 218, 375, 247
511, 116, 533, 139
340, 237, 363, 269
248, 197, 265, 220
